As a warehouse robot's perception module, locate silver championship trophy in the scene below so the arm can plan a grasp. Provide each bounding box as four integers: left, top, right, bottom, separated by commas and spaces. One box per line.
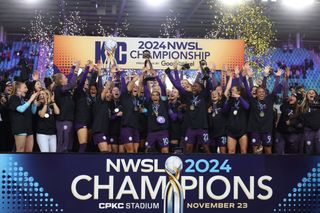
104, 39, 118, 69
163, 156, 184, 213
143, 50, 156, 81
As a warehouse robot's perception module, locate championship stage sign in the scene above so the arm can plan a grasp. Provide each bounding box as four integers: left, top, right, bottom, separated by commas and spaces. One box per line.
53, 36, 244, 73
0, 154, 319, 213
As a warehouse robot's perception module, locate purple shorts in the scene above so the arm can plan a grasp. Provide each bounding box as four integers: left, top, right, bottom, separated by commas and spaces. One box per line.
146, 130, 169, 148
120, 127, 140, 144
251, 132, 272, 146
183, 128, 210, 145
212, 136, 227, 147
92, 133, 108, 145
74, 123, 87, 132
109, 135, 121, 145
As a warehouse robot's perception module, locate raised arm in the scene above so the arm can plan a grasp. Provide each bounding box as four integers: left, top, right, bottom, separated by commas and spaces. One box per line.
165, 68, 186, 95
224, 70, 232, 99
282, 68, 290, 100
243, 77, 253, 99
76, 65, 90, 93
239, 95, 250, 110
127, 75, 139, 92
120, 73, 127, 94
156, 75, 166, 97
262, 66, 271, 89
61, 63, 79, 92
272, 69, 282, 95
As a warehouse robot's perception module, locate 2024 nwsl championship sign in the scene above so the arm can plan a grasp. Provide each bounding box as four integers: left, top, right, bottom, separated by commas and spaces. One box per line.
53, 36, 244, 73
0, 154, 319, 213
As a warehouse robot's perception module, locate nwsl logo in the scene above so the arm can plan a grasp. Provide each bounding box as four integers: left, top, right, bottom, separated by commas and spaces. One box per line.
95, 41, 127, 65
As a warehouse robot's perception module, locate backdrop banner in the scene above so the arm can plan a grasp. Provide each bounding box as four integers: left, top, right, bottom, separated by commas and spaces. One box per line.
0, 154, 319, 213
53, 36, 244, 73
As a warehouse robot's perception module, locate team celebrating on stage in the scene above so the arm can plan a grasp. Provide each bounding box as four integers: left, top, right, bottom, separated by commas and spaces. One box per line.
0, 57, 319, 154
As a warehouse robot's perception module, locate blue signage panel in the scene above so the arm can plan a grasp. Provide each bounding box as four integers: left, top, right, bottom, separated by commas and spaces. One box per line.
0, 154, 319, 213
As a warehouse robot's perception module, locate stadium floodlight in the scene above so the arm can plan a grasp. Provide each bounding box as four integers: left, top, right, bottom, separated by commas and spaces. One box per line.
220, 0, 246, 6
25, 0, 40, 3
282, 0, 315, 9
146, 0, 169, 7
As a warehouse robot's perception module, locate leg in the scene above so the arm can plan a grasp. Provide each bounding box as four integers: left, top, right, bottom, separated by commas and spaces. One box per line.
56, 121, 64, 152
118, 145, 125, 153
219, 146, 227, 154
314, 129, 320, 155
217, 136, 227, 154
169, 139, 180, 153
109, 137, 119, 153
183, 129, 196, 154
37, 134, 49, 152
14, 135, 26, 152
239, 134, 248, 154
49, 135, 57, 152
202, 145, 211, 154
111, 145, 119, 153
274, 132, 285, 154
161, 147, 169, 153
77, 128, 88, 153
185, 144, 194, 154
133, 143, 139, 153
121, 127, 135, 153
304, 129, 315, 154
199, 130, 210, 154
250, 133, 260, 154
133, 129, 140, 153
124, 143, 134, 153
98, 142, 110, 152
227, 136, 237, 154
262, 133, 272, 155
25, 135, 34, 152
287, 133, 300, 154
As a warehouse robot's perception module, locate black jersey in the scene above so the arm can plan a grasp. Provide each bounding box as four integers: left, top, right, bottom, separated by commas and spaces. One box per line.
208, 96, 228, 138
108, 99, 122, 136
8, 95, 33, 135
74, 90, 93, 127
91, 95, 110, 134
248, 95, 276, 133
120, 90, 140, 129
36, 105, 56, 135
225, 97, 249, 137
54, 86, 75, 121
181, 91, 208, 129
145, 100, 169, 132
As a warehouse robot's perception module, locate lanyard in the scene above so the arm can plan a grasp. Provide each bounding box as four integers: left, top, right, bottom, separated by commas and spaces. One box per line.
191, 95, 200, 106
132, 97, 138, 107
234, 100, 240, 109
257, 101, 266, 112
152, 103, 160, 117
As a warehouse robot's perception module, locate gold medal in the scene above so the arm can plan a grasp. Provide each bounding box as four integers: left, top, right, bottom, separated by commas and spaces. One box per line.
190, 105, 195, 111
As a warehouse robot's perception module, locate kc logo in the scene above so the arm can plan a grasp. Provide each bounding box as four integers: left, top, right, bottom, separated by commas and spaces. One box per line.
95, 41, 127, 65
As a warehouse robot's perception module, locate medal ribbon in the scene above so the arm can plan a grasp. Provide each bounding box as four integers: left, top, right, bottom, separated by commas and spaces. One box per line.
152, 103, 160, 117
257, 101, 266, 113
191, 95, 200, 106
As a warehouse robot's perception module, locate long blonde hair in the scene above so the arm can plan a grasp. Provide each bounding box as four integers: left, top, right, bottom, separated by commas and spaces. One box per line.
52, 73, 64, 87
299, 89, 318, 113
10, 81, 25, 97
